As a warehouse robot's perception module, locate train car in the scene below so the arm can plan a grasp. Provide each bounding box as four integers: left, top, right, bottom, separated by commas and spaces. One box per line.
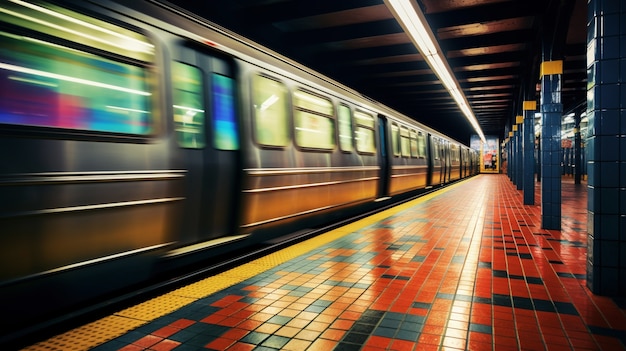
385, 118, 429, 196
0, 0, 475, 343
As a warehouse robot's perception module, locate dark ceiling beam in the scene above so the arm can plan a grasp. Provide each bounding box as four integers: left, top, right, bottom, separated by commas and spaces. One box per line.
283, 19, 402, 44
424, 1, 546, 29
301, 43, 417, 67
448, 52, 532, 69
439, 30, 535, 52
232, 0, 383, 24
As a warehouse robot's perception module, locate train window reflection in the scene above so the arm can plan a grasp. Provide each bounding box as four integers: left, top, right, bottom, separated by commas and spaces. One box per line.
451, 144, 459, 162
294, 111, 335, 150
337, 104, 353, 152
293, 90, 333, 115
0, 30, 152, 134
172, 62, 205, 148
417, 131, 426, 158
391, 123, 400, 157
410, 129, 418, 158
354, 110, 375, 154
293, 90, 335, 150
0, 0, 154, 62
401, 125, 410, 157
355, 110, 375, 128
212, 74, 238, 150
252, 75, 288, 147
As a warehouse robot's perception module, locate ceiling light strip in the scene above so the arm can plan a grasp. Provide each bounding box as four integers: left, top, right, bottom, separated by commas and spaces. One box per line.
384, 0, 486, 143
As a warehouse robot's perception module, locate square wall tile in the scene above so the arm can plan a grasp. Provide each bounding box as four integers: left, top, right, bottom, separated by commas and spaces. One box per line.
599, 162, 620, 187
586, 260, 599, 292
599, 214, 620, 240
600, 83, 620, 109
599, 109, 619, 135
587, 232, 595, 262
600, 0, 620, 15
600, 267, 619, 295
604, 13, 621, 36
601, 36, 620, 60
600, 58, 619, 84
600, 240, 620, 267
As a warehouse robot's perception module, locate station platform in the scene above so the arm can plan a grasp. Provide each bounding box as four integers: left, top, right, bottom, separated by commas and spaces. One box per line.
23, 174, 626, 351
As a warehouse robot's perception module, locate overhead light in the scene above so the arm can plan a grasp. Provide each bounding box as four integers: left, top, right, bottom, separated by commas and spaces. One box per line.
384, 0, 486, 144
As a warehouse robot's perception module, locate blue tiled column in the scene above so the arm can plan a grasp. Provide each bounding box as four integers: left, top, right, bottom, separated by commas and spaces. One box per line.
586, 0, 626, 296
515, 124, 523, 190
574, 113, 582, 185
540, 61, 562, 230
509, 131, 517, 184
506, 137, 510, 179
523, 103, 537, 205
536, 135, 541, 182
507, 132, 514, 180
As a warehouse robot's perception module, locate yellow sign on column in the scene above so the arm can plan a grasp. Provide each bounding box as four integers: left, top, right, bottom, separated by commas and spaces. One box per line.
540, 60, 563, 76
523, 101, 537, 110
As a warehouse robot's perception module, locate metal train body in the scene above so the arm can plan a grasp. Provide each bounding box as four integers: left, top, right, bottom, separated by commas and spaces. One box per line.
0, 0, 479, 340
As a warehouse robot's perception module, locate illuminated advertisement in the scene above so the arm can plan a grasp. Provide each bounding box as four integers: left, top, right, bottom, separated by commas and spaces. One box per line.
471, 135, 500, 173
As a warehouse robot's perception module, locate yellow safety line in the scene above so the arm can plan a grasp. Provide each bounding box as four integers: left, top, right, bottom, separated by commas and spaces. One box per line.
22, 178, 471, 351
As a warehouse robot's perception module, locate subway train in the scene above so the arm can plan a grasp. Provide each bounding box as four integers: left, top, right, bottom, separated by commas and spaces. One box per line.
0, 0, 480, 342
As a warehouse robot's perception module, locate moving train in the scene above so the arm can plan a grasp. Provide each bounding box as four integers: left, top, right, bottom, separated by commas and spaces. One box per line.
0, 0, 479, 341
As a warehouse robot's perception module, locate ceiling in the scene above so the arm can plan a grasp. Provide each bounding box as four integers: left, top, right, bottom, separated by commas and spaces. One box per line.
166, 0, 587, 144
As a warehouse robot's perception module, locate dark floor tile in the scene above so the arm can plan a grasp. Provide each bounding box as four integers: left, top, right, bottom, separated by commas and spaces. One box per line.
261, 335, 290, 349
240, 331, 270, 345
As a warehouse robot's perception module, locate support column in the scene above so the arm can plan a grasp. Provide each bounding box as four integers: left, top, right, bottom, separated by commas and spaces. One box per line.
540, 60, 562, 230
516, 116, 524, 190
536, 136, 541, 182
515, 123, 522, 190
507, 131, 513, 180
574, 112, 582, 184
586, 0, 626, 295
509, 129, 517, 185
523, 102, 537, 205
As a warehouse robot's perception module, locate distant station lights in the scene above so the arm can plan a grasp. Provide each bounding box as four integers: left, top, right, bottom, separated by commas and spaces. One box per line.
384, 0, 486, 144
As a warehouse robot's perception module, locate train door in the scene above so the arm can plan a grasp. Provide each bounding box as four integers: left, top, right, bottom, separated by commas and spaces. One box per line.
443, 140, 451, 183
429, 135, 443, 186
377, 115, 391, 199
170, 43, 241, 247
426, 134, 434, 188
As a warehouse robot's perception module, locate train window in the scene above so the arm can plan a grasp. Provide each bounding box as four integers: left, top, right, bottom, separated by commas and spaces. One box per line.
172, 62, 205, 148
401, 125, 410, 157
1, 1, 155, 62
417, 132, 426, 158
337, 104, 354, 152
410, 129, 419, 158
433, 138, 440, 160
252, 74, 289, 147
354, 110, 375, 154
293, 90, 335, 150
0, 29, 153, 134
453, 146, 460, 161
391, 123, 400, 157
212, 74, 239, 150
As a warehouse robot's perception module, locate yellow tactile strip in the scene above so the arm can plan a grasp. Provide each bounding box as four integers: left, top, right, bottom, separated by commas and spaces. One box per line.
22, 181, 465, 351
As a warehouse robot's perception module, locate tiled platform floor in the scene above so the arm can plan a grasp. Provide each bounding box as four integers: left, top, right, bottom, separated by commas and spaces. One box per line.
25, 174, 626, 350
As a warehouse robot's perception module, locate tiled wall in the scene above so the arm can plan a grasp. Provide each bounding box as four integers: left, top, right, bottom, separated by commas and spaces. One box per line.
586, 0, 626, 295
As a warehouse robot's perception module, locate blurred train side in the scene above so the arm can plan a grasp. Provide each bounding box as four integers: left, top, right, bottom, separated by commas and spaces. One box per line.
0, 0, 479, 342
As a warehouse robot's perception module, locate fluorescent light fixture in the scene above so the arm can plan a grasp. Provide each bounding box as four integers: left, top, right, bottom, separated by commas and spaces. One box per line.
384, 0, 486, 143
